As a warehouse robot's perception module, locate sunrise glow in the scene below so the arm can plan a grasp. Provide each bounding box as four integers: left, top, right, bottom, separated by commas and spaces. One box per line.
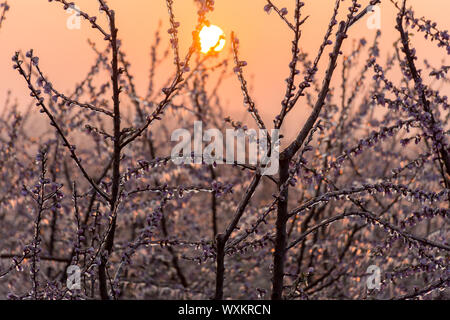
199, 24, 226, 53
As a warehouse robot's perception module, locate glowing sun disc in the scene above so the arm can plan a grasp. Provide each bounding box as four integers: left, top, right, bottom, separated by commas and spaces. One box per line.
199, 25, 226, 53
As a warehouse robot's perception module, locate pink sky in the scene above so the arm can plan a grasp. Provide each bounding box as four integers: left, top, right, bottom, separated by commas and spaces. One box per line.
1, 0, 448, 138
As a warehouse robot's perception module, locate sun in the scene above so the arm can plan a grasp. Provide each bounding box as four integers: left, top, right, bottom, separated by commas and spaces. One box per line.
199, 25, 226, 54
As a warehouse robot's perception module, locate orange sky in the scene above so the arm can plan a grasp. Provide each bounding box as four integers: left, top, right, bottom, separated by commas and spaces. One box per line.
0, 0, 449, 138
